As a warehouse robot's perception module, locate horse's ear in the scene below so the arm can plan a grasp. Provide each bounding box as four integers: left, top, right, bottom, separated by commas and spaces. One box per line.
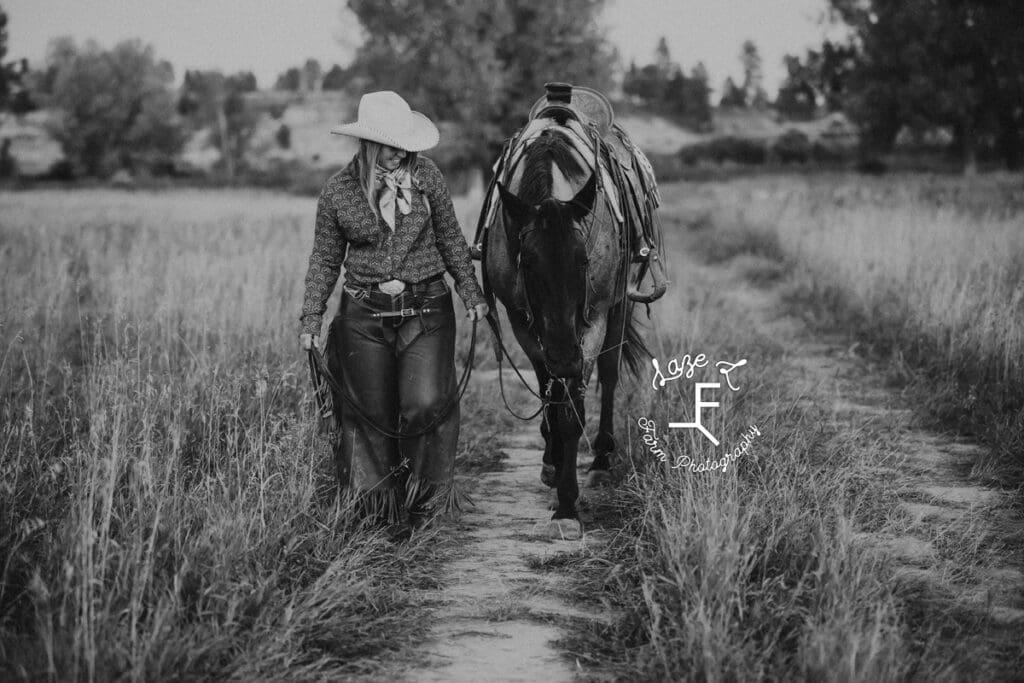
497, 181, 534, 263
569, 173, 598, 220
497, 181, 536, 226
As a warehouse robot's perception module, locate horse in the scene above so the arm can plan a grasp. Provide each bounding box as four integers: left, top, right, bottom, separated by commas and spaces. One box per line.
483, 124, 655, 538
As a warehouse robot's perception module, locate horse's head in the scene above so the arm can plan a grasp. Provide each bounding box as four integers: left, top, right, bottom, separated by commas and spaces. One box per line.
497, 132, 599, 378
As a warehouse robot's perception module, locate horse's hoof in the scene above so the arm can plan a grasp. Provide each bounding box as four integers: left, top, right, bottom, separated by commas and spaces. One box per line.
540, 463, 556, 488
543, 518, 583, 540
585, 469, 611, 488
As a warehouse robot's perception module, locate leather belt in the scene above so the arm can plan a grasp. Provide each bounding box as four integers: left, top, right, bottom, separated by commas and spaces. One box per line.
370, 307, 439, 319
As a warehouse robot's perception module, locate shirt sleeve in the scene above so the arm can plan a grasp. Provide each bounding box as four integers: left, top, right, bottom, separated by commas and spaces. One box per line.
300, 183, 348, 335
419, 157, 485, 308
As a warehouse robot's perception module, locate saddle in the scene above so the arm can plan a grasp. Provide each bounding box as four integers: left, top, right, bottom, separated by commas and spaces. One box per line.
476, 83, 661, 268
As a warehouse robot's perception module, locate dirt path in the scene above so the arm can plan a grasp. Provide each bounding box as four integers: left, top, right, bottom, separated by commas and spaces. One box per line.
693, 249, 1024, 673
402, 369, 610, 682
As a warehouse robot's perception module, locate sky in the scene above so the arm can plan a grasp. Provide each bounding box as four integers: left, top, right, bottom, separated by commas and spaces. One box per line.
4, 0, 839, 96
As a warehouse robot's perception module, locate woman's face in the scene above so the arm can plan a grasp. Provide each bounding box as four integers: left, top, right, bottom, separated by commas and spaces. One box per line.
378, 144, 408, 171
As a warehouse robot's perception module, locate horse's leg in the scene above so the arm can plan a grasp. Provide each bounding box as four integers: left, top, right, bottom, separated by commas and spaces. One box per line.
588, 302, 627, 487
549, 379, 584, 531
534, 364, 562, 489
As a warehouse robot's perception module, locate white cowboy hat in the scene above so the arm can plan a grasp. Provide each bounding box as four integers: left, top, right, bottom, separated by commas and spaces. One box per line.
330, 90, 439, 152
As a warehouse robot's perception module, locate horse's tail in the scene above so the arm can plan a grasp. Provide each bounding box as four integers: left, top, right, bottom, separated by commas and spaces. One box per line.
620, 305, 652, 379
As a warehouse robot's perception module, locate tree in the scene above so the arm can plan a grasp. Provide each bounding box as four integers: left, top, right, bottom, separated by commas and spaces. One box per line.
680, 63, 712, 127
719, 76, 746, 108
653, 36, 673, 79
776, 45, 857, 121
740, 40, 768, 109
43, 38, 185, 177
623, 62, 667, 103
776, 53, 819, 120
274, 67, 301, 91
322, 63, 347, 90
179, 69, 258, 178
686, 63, 712, 126
621, 38, 710, 128
829, 0, 1024, 171
226, 71, 257, 93
0, 7, 13, 106
0, 6, 33, 113
302, 58, 322, 91
344, 0, 615, 171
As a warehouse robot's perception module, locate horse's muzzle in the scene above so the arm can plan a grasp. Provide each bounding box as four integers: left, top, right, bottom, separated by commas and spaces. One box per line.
544, 350, 583, 379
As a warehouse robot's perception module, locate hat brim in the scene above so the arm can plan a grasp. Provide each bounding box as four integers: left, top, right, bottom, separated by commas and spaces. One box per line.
330, 110, 439, 152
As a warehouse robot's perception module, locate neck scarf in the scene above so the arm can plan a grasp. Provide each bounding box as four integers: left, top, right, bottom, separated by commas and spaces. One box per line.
375, 165, 414, 231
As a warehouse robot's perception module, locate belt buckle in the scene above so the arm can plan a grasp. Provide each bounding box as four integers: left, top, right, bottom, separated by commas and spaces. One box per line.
379, 279, 406, 296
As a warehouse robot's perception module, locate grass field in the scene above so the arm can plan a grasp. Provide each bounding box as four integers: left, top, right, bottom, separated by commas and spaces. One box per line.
2, 175, 1021, 680
0, 189, 495, 680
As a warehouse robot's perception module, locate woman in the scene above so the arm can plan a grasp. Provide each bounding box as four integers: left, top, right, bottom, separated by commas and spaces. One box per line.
299, 91, 488, 528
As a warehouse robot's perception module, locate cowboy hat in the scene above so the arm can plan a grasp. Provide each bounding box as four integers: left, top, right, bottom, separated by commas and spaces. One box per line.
330, 91, 439, 152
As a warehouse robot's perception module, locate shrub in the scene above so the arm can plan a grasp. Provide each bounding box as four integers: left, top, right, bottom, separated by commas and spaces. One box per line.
679, 136, 768, 166
275, 124, 291, 150
771, 129, 811, 164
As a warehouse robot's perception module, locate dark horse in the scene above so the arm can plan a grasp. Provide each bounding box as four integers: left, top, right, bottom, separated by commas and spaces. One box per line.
484, 127, 649, 537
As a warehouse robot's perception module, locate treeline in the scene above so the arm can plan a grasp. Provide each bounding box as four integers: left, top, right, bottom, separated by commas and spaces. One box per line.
0, 1, 616, 181
775, 1, 1022, 171
628, 0, 1024, 173
623, 36, 849, 124
3, 0, 1021, 180
1, 35, 289, 180
621, 37, 712, 130
273, 59, 349, 92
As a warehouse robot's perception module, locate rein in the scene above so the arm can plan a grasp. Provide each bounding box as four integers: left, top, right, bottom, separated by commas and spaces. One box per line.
307, 318, 478, 440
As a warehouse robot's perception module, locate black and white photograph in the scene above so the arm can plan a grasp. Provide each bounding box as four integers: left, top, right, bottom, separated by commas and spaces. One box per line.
1, 1, 1022, 680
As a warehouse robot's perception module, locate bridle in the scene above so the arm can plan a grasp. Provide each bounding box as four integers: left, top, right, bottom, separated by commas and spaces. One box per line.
510, 180, 604, 355
478, 123, 634, 436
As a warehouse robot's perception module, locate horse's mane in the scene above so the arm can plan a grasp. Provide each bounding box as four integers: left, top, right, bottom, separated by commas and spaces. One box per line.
517, 129, 586, 207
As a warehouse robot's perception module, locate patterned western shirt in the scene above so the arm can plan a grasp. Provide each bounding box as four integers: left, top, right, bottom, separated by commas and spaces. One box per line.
300, 155, 485, 336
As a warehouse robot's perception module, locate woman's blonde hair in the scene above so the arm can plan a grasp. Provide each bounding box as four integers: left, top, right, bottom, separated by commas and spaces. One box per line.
357, 140, 418, 220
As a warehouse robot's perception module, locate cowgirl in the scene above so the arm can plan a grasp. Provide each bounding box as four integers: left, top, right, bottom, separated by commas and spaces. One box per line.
299, 91, 488, 527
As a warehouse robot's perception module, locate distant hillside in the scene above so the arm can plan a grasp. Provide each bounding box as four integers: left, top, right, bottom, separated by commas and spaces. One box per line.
0, 92, 859, 181
182, 91, 360, 173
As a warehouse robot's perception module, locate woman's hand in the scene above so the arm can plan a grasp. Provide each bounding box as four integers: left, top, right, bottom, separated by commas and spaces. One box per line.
466, 302, 490, 322
299, 333, 318, 351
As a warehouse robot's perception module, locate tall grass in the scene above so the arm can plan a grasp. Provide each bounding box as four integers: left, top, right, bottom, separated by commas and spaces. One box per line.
550, 175, 1024, 680
0, 188, 484, 680
543, 180, 916, 680
706, 173, 1024, 483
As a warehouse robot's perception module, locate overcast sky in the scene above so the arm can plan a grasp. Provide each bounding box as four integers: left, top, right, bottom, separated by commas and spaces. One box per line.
4, 0, 838, 95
